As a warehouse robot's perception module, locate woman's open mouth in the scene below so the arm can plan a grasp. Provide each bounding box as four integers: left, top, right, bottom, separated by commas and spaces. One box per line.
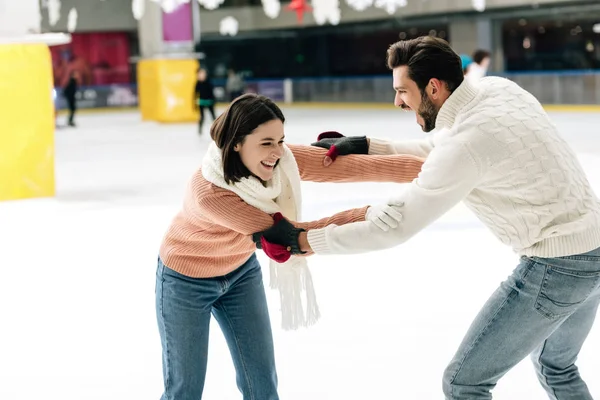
261, 160, 276, 170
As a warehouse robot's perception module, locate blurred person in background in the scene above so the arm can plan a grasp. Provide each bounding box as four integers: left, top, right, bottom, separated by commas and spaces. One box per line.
63, 70, 79, 127
194, 68, 217, 134
459, 54, 473, 76
226, 68, 245, 101
466, 49, 491, 83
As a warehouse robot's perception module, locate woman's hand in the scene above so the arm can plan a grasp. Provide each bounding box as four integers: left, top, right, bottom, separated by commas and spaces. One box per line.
252, 213, 306, 262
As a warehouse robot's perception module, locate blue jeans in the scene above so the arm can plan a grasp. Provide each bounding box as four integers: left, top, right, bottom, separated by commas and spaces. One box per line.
443, 247, 600, 399
156, 254, 279, 400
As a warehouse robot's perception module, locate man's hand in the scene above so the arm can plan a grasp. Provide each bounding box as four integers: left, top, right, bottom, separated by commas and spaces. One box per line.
311, 131, 370, 166
365, 202, 404, 231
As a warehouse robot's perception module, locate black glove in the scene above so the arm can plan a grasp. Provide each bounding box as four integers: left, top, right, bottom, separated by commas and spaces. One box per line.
310, 131, 369, 161
252, 213, 306, 255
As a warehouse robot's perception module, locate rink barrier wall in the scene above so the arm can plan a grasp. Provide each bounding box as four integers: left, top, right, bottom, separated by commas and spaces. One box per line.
54, 70, 600, 115
56, 103, 600, 117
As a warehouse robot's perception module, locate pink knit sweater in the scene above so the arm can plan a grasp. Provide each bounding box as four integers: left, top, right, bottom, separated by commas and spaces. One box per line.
159, 144, 423, 277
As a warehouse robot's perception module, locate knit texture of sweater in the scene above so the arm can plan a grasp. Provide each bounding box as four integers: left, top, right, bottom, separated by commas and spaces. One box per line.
307, 77, 600, 258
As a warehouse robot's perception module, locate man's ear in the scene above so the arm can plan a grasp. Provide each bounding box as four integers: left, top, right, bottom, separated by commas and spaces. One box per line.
428, 78, 444, 99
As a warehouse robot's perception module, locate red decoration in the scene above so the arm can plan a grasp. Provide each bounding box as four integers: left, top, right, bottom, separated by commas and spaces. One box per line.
286, 0, 312, 24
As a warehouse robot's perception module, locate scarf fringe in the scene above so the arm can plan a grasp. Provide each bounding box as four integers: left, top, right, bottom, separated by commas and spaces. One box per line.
270, 261, 321, 330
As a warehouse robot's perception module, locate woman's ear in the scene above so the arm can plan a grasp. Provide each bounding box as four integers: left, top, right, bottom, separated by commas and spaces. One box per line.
234, 143, 241, 152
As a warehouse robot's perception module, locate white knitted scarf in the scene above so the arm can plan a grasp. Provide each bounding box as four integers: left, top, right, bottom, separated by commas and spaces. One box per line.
201, 141, 320, 330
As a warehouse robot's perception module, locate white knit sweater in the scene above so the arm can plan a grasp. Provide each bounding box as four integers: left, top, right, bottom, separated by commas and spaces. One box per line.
307, 77, 600, 258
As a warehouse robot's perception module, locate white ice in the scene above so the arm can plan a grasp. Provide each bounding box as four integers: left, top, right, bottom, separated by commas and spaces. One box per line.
1, 108, 600, 399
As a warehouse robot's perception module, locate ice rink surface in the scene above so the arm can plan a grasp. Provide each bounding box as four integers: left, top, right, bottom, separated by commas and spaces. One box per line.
2, 107, 600, 399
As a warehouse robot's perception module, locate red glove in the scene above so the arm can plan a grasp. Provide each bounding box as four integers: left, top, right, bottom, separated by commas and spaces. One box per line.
260, 236, 291, 263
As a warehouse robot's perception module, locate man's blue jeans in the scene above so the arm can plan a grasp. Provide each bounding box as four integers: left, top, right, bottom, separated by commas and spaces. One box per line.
156, 254, 279, 400
443, 247, 600, 399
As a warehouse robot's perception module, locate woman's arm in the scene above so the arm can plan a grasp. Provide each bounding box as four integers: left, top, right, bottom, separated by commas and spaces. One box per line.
196, 182, 368, 236
288, 144, 423, 184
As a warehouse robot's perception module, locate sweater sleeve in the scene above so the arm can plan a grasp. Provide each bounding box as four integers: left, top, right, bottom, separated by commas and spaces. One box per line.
295, 206, 368, 231
368, 137, 435, 158
197, 189, 275, 235
288, 143, 424, 184
196, 184, 369, 236
305, 141, 482, 254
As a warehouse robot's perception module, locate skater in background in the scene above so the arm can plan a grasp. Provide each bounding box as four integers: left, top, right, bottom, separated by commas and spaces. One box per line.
226, 68, 245, 101
63, 70, 79, 127
254, 36, 600, 400
459, 54, 472, 76
156, 93, 424, 400
465, 49, 491, 83
193, 68, 216, 134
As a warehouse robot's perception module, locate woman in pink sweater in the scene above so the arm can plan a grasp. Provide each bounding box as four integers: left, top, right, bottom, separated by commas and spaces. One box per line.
156, 94, 423, 400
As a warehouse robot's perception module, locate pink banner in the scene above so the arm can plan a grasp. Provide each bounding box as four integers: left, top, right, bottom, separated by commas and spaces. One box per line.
162, 3, 193, 42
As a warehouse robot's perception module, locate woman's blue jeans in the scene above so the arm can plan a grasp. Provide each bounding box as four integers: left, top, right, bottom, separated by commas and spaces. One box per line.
156, 254, 279, 400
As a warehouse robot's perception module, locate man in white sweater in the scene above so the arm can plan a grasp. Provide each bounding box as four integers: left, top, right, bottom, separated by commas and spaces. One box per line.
253, 36, 600, 399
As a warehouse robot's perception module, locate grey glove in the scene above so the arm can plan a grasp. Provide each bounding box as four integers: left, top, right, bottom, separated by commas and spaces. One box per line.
311, 131, 369, 162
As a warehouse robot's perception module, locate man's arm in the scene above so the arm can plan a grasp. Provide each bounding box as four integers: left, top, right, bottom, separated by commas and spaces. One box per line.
367, 136, 435, 158
300, 141, 482, 254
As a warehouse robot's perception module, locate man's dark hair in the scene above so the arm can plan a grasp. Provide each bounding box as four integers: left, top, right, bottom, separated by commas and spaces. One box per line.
386, 36, 464, 93
210, 93, 285, 184
472, 49, 491, 65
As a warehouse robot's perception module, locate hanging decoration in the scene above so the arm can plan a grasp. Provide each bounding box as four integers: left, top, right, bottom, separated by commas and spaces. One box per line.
150, 0, 188, 13
132, 0, 199, 20
220, 16, 240, 36
374, 0, 406, 15
196, 0, 225, 11
47, 0, 62, 26
472, 0, 485, 12
345, 0, 373, 12
312, 0, 340, 25
132, 0, 146, 20
262, 0, 281, 18
286, 0, 312, 24
66, 8, 78, 32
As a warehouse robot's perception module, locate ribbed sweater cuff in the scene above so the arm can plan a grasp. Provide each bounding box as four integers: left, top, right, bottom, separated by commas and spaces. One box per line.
520, 227, 600, 258
368, 138, 393, 155
307, 228, 333, 255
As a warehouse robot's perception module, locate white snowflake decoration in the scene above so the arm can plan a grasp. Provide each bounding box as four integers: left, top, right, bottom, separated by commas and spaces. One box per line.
67, 8, 78, 32
133, 0, 198, 19
47, 0, 61, 26
346, 0, 373, 11
147, 0, 192, 14
472, 0, 485, 12
196, 0, 225, 11
374, 0, 406, 15
262, 0, 281, 19
312, 0, 340, 25
132, 0, 146, 20
220, 16, 239, 36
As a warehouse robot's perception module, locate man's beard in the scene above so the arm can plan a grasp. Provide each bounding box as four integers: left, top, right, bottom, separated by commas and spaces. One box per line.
418, 91, 439, 133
